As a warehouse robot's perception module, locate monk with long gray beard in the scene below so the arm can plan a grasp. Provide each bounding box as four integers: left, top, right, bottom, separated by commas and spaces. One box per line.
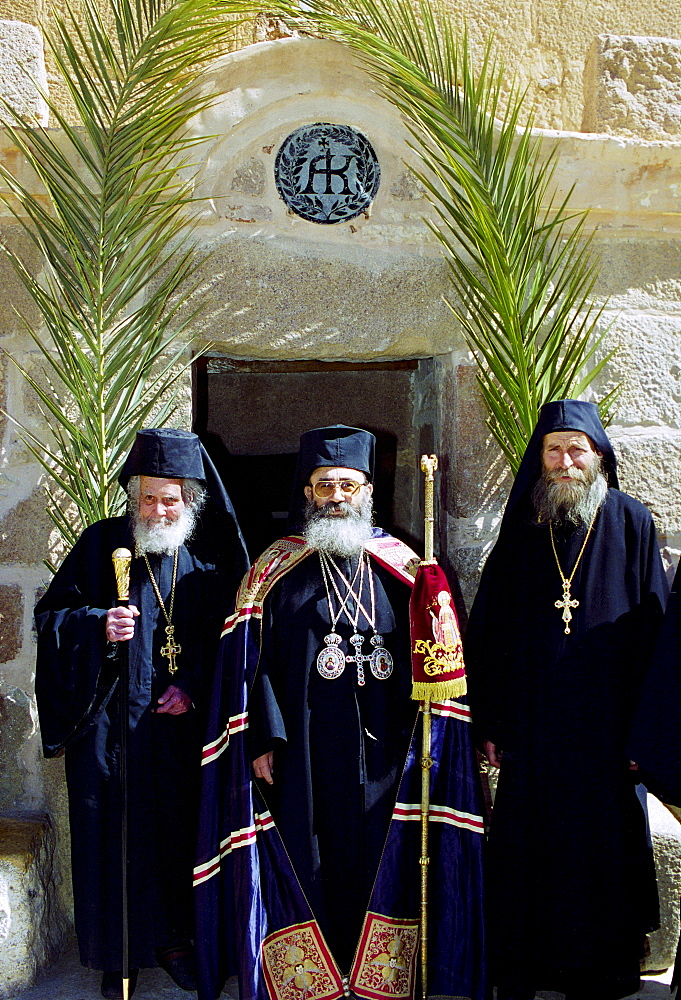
35, 428, 247, 1000
465, 400, 668, 1000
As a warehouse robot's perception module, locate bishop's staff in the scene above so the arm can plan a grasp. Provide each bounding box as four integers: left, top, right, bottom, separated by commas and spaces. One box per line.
112, 548, 132, 1000
410, 457, 467, 1000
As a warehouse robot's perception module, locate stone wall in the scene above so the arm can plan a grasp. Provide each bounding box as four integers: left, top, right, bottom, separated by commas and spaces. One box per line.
1, 0, 681, 131
0, 18, 678, 990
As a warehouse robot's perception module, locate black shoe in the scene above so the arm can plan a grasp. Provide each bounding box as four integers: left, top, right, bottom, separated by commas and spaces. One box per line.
101, 969, 138, 999
496, 989, 535, 1000
156, 943, 198, 991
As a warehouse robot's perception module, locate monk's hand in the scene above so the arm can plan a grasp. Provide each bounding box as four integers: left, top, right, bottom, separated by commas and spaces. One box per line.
253, 752, 274, 785
106, 604, 140, 642
629, 760, 640, 771
156, 685, 191, 715
483, 740, 503, 768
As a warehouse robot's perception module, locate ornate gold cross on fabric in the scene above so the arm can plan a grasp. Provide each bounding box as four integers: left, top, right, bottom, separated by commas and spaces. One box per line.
160, 624, 181, 674
554, 579, 579, 634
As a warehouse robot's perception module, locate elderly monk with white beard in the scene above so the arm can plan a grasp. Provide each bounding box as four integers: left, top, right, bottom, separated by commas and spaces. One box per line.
465, 400, 668, 1000
35, 428, 247, 1000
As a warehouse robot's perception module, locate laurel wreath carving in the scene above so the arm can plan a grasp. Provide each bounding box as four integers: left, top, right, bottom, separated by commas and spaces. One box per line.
275, 124, 380, 225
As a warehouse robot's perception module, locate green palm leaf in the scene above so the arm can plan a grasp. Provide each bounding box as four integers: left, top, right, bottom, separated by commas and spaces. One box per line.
0, 0, 251, 564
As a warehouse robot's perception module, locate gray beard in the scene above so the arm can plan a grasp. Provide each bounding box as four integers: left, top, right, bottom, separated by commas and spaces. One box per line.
132, 505, 198, 556
532, 466, 608, 527
303, 496, 374, 557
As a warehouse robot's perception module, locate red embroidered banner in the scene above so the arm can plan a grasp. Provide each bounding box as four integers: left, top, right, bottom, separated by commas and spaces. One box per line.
410, 562, 466, 701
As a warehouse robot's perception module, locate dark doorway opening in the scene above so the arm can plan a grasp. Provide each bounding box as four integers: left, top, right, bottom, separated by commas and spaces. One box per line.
192, 357, 429, 559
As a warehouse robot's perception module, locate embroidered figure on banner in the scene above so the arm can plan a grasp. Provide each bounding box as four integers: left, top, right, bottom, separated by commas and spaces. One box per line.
428, 590, 458, 647
412, 591, 464, 678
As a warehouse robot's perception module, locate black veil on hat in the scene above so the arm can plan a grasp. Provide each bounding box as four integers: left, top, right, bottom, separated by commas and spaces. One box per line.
501, 399, 619, 527
119, 427, 247, 556
288, 424, 376, 529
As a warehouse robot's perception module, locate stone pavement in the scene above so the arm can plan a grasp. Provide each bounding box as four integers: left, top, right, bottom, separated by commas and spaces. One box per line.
9, 945, 240, 1000
6, 945, 675, 1000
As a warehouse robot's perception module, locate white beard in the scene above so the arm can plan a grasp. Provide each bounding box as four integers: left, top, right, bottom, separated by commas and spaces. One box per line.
133, 506, 197, 556
303, 496, 374, 558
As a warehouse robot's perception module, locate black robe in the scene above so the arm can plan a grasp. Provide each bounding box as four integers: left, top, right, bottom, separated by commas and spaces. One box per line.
465, 488, 667, 995
35, 508, 247, 971
248, 552, 416, 972
629, 560, 681, 804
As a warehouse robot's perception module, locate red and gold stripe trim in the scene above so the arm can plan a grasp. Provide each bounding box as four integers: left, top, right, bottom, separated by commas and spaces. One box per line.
431, 700, 471, 723
193, 810, 276, 886
201, 712, 248, 766
392, 801, 484, 835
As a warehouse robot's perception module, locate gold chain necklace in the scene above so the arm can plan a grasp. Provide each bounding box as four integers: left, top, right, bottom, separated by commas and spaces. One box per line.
549, 510, 598, 635
143, 550, 181, 674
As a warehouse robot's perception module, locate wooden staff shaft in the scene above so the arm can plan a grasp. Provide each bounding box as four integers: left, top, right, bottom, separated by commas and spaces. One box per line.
112, 548, 132, 1000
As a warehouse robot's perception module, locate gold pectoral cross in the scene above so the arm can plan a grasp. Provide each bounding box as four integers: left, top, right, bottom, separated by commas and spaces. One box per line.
160, 625, 181, 674
555, 579, 579, 635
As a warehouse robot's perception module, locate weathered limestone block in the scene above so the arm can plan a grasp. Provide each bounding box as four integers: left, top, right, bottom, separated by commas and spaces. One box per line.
0, 816, 67, 997
612, 429, 681, 536
0, 489, 54, 566
0, 689, 33, 812
183, 235, 458, 360
644, 796, 681, 972
583, 35, 681, 140
593, 312, 681, 432
0, 586, 22, 664
0, 20, 47, 127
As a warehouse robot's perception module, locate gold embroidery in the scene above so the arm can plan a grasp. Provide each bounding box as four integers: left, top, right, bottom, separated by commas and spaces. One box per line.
351, 913, 419, 1000
262, 921, 343, 1000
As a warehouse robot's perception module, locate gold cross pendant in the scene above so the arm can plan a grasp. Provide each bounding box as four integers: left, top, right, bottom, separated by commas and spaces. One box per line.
555, 580, 579, 635
160, 625, 182, 674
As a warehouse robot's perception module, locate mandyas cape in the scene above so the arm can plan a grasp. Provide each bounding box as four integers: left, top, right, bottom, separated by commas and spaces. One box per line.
194, 530, 486, 1000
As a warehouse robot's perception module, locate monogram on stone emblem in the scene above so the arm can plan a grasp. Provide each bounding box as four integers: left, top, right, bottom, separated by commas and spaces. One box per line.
275, 123, 380, 224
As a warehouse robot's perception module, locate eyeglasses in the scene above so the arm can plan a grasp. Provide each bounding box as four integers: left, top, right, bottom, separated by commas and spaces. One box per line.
311, 479, 365, 499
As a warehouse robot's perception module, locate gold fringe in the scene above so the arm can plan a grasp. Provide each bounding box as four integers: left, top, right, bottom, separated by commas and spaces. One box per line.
411, 677, 467, 701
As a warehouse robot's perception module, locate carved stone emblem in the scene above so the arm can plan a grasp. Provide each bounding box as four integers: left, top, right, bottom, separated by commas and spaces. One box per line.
275, 123, 380, 224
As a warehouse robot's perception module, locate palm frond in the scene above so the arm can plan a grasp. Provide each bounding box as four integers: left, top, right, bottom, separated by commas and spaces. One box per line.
1, 0, 249, 561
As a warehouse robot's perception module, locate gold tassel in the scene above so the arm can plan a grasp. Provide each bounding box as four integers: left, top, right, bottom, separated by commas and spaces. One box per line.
411, 677, 467, 701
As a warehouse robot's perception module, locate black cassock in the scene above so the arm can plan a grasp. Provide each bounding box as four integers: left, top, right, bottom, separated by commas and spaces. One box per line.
248, 553, 416, 972
35, 508, 247, 971
629, 560, 681, 988
630, 560, 681, 804
465, 401, 668, 997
